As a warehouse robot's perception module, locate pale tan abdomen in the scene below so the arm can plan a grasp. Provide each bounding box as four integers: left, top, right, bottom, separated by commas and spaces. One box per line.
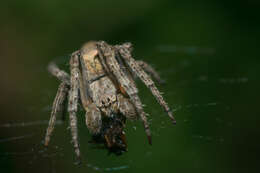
81, 48, 104, 80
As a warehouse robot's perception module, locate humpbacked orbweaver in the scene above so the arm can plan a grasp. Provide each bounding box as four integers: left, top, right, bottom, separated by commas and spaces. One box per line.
43, 41, 176, 163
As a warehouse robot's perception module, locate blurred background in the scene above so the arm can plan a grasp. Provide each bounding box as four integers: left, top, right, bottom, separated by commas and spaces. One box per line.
0, 0, 259, 172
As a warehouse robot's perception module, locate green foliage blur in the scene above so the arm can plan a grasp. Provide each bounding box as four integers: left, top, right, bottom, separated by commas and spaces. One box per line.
0, 1, 260, 173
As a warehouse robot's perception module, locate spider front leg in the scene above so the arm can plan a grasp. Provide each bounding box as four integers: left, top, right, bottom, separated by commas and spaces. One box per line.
77, 52, 103, 135
44, 82, 69, 146
117, 45, 176, 124
117, 93, 137, 120
48, 62, 70, 85
44, 61, 70, 146
68, 52, 81, 163
137, 60, 165, 84
85, 103, 102, 135
97, 42, 152, 144
78, 74, 102, 136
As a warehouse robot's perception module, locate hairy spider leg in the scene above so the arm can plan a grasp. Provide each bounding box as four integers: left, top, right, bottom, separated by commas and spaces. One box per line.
78, 54, 103, 135
68, 52, 81, 164
47, 62, 70, 85
117, 93, 137, 120
44, 82, 69, 146
97, 42, 152, 145
44, 61, 71, 145
137, 60, 165, 84
117, 45, 176, 124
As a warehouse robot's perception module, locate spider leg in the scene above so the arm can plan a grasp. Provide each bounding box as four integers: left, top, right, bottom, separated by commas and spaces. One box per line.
137, 60, 165, 84
97, 42, 152, 144
44, 61, 70, 145
117, 93, 137, 120
78, 68, 91, 110
117, 45, 176, 124
78, 72, 102, 135
68, 51, 81, 164
85, 102, 102, 134
44, 82, 69, 146
47, 62, 70, 85
76, 50, 103, 135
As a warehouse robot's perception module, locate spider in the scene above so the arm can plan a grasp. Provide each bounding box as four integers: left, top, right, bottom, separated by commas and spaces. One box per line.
43, 41, 176, 163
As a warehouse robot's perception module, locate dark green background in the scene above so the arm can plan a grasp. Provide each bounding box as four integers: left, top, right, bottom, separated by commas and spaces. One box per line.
0, 0, 259, 173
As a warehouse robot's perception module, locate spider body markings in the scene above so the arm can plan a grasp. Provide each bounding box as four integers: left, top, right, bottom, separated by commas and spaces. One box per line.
44, 41, 176, 163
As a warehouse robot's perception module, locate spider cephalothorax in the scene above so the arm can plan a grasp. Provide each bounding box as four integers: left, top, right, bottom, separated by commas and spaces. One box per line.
44, 41, 176, 163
